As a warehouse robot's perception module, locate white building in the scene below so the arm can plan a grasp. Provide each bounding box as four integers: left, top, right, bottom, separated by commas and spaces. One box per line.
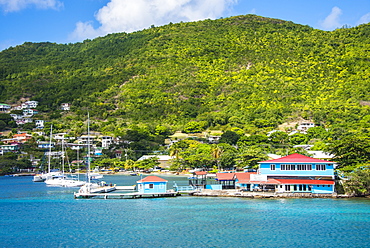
35, 120, 45, 128
297, 122, 315, 133
61, 103, 71, 111
100, 136, 114, 149
21, 101, 38, 109
0, 103, 11, 112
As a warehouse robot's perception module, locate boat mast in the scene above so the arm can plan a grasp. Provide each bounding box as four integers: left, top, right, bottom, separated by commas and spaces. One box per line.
87, 113, 91, 184
61, 134, 65, 175
48, 125, 53, 173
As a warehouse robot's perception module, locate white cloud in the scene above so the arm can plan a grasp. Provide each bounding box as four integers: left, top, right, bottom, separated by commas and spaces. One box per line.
70, 0, 238, 41
249, 8, 256, 15
320, 6, 342, 30
0, 0, 63, 12
357, 12, 370, 25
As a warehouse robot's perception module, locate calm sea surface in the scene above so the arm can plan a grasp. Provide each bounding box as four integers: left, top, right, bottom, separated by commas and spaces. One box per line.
1, 175, 370, 248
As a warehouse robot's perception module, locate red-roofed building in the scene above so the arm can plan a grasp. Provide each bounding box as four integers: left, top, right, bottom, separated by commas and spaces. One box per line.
13, 133, 32, 143
215, 172, 237, 189
257, 153, 336, 194
137, 176, 168, 194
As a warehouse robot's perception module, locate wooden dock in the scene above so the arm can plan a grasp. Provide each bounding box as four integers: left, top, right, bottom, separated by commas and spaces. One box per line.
74, 191, 180, 199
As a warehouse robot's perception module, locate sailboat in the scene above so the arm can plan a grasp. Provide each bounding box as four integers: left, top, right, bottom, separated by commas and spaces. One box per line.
45, 132, 86, 187
76, 113, 115, 194
33, 125, 63, 182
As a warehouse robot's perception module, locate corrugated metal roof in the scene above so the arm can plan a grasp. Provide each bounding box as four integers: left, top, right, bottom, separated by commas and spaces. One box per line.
259, 153, 334, 164
137, 176, 168, 183
216, 173, 235, 180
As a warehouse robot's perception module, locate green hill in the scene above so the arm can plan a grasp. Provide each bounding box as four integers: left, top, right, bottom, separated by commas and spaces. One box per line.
1, 14, 370, 134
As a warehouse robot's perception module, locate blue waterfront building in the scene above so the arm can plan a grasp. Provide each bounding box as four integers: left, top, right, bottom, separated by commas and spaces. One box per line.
258, 153, 336, 194
137, 176, 168, 194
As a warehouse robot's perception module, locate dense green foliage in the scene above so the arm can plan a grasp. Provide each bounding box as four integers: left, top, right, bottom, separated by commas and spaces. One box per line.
1, 15, 370, 134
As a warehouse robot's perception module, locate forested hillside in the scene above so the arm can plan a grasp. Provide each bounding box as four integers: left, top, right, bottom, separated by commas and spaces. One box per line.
1, 14, 370, 134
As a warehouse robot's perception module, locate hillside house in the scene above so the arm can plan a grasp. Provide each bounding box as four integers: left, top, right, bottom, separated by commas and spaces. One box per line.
297, 122, 315, 133
77, 135, 97, 145
0, 144, 19, 152
61, 103, 71, 111
37, 141, 55, 149
10, 114, 23, 120
13, 133, 33, 143
100, 136, 114, 149
0, 103, 11, 112
207, 135, 221, 143
35, 120, 45, 128
16, 118, 33, 125
22, 101, 38, 109
23, 109, 38, 116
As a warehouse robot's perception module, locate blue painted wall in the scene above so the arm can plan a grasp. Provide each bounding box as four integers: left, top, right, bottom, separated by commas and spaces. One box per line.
311, 185, 334, 194
259, 162, 334, 178
138, 181, 167, 193
275, 184, 334, 194
206, 185, 222, 190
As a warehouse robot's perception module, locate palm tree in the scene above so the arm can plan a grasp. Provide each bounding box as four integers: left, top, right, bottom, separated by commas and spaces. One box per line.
169, 145, 183, 171
212, 145, 224, 171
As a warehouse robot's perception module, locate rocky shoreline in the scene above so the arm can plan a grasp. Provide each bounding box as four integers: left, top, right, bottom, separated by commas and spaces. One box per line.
190, 189, 353, 198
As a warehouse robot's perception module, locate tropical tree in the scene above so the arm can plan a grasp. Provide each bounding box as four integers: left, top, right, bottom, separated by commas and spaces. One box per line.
236, 145, 268, 170
342, 165, 370, 196
219, 130, 240, 145
135, 157, 160, 171
211, 144, 224, 171
326, 135, 370, 169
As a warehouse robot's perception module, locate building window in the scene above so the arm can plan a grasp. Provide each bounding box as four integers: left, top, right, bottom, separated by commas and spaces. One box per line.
281, 164, 296, 170
316, 164, 326, 170
297, 164, 312, 170
270, 164, 276, 170
149, 184, 154, 189
285, 185, 290, 191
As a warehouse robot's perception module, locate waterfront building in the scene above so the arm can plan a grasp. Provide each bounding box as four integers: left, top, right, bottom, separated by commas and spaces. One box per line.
214, 153, 336, 194
137, 176, 168, 194
257, 153, 336, 194
215, 172, 236, 189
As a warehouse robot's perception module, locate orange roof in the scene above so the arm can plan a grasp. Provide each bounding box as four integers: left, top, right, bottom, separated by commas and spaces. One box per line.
194, 171, 207, 175
259, 153, 334, 164
216, 173, 235, 180
13, 133, 31, 138
235, 172, 257, 181
137, 176, 168, 183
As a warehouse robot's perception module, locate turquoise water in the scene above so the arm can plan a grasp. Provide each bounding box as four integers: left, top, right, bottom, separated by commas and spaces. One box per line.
1, 175, 370, 248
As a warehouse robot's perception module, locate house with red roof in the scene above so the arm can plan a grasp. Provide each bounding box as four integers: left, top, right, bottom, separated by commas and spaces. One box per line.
137, 176, 168, 194
257, 153, 336, 194
215, 172, 237, 189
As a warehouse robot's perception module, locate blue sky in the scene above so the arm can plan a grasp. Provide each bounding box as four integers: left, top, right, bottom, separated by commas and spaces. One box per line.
0, 0, 369, 51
